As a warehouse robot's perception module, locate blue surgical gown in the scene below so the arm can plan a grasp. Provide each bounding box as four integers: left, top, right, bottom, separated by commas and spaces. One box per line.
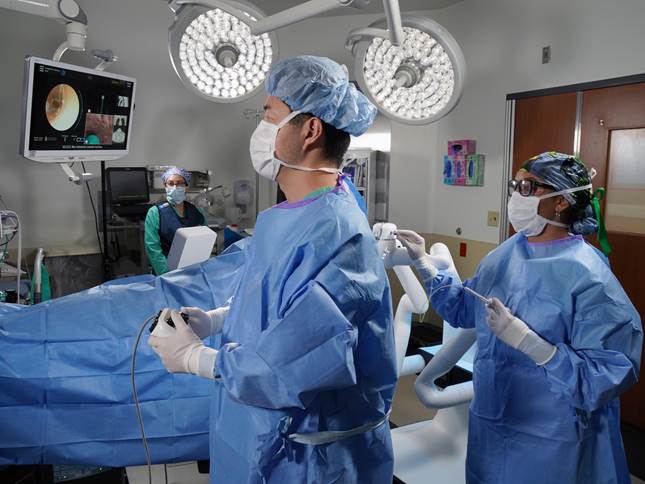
209, 180, 397, 483
427, 234, 642, 484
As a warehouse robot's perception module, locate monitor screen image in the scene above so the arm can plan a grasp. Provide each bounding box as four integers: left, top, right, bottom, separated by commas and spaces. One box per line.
20, 56, 136, 163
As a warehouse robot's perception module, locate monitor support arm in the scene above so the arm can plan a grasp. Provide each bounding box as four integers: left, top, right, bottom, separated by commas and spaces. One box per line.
60, 163, 95, 185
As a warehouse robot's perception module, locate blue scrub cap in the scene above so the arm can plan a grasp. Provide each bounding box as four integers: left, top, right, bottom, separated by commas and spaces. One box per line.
521, 152, 597, 235
161, 166, 191, 184
266, 55, 377, 137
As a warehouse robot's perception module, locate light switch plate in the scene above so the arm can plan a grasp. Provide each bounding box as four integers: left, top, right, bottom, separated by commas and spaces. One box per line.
487, 211, 499, 227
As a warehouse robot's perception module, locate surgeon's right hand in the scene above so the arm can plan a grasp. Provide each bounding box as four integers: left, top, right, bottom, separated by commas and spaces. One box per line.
181, 305, 230, 339
396, 229, 426, 260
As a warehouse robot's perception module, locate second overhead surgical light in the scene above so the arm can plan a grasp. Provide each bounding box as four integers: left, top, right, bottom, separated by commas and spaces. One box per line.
348, 16, 466, 125
364, 29, 454, 120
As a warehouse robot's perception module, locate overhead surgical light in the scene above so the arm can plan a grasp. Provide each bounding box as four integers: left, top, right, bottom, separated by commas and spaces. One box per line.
347, 16, 466, 125
168, 0, 278, 103
166, 0, 466, 117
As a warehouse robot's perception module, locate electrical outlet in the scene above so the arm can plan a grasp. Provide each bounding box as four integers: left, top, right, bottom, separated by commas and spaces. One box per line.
487, 211, 499, 227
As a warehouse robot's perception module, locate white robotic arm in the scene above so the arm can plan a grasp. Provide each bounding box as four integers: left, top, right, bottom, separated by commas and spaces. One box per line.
373, 222, 476, 409
414, 328, 476, 408
374, 223, 428, 375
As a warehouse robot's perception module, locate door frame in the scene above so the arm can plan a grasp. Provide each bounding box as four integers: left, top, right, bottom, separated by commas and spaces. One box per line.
501, 72, 645, 243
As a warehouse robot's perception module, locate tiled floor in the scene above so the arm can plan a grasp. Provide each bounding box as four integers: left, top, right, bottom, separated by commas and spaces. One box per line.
391, 374, 436, 427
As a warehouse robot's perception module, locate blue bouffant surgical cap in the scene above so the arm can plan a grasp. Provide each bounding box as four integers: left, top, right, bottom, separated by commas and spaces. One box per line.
266, 55, 377, 137
521, 152, 597, 236
161, 166, 191, 184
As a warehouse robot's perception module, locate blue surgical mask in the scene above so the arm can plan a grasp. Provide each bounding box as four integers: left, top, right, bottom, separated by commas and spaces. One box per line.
166, 186, 186, 205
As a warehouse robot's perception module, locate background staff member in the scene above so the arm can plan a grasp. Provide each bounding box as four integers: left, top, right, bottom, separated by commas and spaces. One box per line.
144, 166, 207, 275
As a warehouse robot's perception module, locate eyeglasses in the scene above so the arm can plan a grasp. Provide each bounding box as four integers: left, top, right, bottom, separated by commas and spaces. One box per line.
508, 179, 555, 197
165, 181, 187, 187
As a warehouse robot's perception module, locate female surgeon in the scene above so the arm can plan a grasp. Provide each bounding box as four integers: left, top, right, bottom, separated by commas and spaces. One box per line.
144, 166, 208, 275
398, 152, 642, 484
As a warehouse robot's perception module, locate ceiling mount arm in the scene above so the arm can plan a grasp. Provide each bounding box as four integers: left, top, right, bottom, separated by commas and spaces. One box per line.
249, 0, 371, 36
0, 1, 88, 61
52, 20, 86, 61
0, 0, 87, 24
382, 0, 403, 45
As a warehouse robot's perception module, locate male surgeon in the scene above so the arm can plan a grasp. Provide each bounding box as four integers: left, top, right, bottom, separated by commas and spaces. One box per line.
149, 56, 397, 483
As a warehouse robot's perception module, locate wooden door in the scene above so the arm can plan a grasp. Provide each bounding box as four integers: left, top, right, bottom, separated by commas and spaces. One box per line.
580, 83, 645, 431
509, 93, 578, 235
512, 93, 578, 174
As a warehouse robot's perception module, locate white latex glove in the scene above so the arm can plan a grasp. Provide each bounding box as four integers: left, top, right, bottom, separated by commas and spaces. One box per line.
396, 229, 426, 260
148, 310, 218, 379
396, 229, 438, 282
485, 297, 557, 365
181, 305, 230, 339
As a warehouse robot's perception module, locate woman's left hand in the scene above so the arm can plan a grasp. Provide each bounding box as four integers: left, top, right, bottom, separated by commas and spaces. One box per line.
485, 297, 556, 365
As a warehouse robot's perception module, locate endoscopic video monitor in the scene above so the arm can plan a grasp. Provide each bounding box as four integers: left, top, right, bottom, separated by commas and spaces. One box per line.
20, 56, 136, 163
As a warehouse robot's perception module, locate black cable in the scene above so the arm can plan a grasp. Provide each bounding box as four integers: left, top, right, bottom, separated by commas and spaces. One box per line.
131, 314, 157, 484
12, 468, 36, 484
81, 162, 103, 257
164, 464, 168, 484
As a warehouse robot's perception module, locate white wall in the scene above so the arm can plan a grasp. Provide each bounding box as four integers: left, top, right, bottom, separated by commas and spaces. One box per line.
0, 2, 398, 254
419, 0, 645, 243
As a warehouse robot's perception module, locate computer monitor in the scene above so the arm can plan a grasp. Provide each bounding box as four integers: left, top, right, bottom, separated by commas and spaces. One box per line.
106, 167, 149, 205
20, 56, 136, 163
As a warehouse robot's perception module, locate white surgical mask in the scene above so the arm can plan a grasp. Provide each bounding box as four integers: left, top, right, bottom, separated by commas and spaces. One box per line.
166, 186, 186, 205
249, 110, 340, 180
507, 184, 592, 237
